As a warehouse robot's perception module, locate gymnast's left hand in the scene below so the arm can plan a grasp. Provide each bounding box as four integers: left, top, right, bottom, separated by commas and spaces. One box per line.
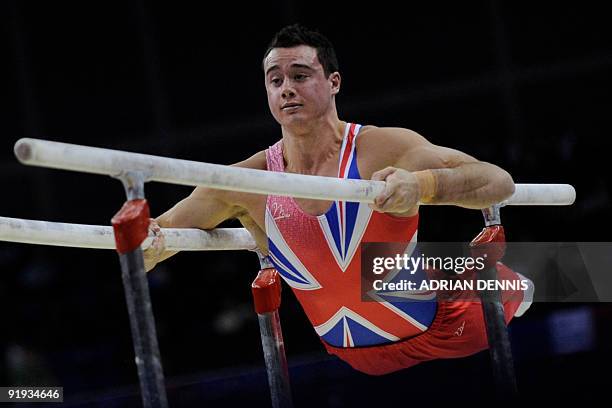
369, 167, 421, 214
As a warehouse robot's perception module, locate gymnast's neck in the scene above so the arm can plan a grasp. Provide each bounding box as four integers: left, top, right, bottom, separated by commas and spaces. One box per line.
281, 116, 346, 176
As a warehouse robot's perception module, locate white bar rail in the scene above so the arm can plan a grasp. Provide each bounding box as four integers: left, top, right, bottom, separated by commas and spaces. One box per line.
0, 216, 255, 251
14, 138, 576, 206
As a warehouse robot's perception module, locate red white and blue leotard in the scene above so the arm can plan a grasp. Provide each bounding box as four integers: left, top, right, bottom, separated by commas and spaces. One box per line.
265, 123, 437, 348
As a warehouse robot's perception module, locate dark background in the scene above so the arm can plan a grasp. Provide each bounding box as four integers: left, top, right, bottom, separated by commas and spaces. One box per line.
1, 0, 611, 406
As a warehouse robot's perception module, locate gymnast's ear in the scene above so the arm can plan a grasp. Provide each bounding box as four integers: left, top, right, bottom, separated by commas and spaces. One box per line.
329, 72, 341, 95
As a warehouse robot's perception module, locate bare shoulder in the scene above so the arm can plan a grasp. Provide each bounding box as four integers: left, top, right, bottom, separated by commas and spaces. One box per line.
357, 125, 478, 174
358, 126, 429, 151
356, 126, 431, 176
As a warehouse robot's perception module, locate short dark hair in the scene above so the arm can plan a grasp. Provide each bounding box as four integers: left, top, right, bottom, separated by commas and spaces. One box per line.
263, 24, 339, 77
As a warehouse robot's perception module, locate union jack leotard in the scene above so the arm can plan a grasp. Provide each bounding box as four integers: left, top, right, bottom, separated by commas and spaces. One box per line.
265, 123, 437, 348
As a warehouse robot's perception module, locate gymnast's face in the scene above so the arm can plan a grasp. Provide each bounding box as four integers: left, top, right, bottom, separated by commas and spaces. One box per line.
264, 45, 340, 128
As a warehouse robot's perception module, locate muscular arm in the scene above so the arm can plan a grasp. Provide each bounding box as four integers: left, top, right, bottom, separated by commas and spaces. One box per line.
150, 186, 246, 266
397, 137, 515, 208
364, 127, 515, 212
144, 150, 267, 271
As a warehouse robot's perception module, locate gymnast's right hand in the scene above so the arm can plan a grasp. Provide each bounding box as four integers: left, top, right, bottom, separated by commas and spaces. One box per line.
143, 218, 166, 272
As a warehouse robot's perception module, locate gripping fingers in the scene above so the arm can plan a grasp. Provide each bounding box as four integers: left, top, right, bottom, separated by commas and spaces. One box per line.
370, 183, 396, 212
369, 167, 398, 212
370, 168, 419, 213
371, 166, 397, 182
148, 219, 166, 255
143, 218, 166, 272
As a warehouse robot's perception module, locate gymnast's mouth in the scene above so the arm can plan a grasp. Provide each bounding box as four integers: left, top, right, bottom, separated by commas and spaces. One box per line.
281, 103, 303, 110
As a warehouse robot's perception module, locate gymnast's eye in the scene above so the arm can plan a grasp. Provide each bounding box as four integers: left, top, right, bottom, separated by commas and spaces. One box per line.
294, 74, 308, 81
270, 77, 282, 86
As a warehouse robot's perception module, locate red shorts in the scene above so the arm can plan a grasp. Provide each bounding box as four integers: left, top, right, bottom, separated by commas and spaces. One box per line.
322, 263, 529, 375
